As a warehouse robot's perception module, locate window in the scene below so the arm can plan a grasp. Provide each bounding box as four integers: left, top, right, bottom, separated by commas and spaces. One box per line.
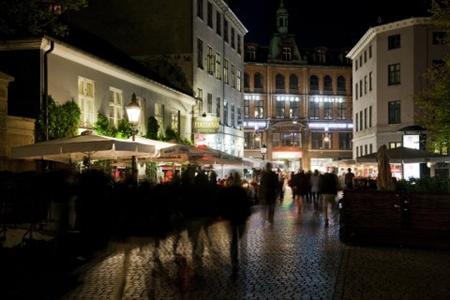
355, 61, 358, 71
388, 63, 401, 85
311, 132, 323, 149
360, 145, 363, 156
207, 1, 213, 28
355, 83, 358, 100
388, 100, 401, 124
369, 106, 372, 127
359, 80, 362, 97
78, 77, 95, 126
215, 52, 221, 79
364, 108, 367, 129
309, 101, 319, 120
324, 75, 333, 94
369, 45, 372, 58
289, 100, 299, 118
237, 70, 241, 92
433, 32, 447, 45
281, 132, 301, 147
244, 100, 249, 118
237, 35, 242, 55
207, 93, 213, 113
237, 107, 242, 125
337, 102, 346, 120
388, 34, 401, 50
324, 102, 333, 120
197, 38, 203, 69
223, 100, 228, 125
207, 46, 214, 75
389, 141, 402, 149
195, 88, 203, 115
289, 74, 298, 93
356, 147, 359, 157
359, 56, 362, 67
255, 100, 264, 118
355, 113, 358, 131
275, 74, 285, 92
310, 75, 319, 93
231, 64, 236, 88
223, 59, 229, 84
231, 27, 235, 49
109, 87, 123, 127
254, 73, 263, 91
369, 72, 372, 91
154, 103, 165, 135
370, 144, 373, 153
216, 11, 221, 35
197, 0, 203, 19
216, 97, 221, 118
231, 104, 235, 127
364, 75, 367, 94
224, 19, 228, 43
337, 76, 346, 95
276, 100, 285, 118
247, 46, 256, 61
364, 51, 367, 63
339, 132, 352, 150
282, 47, 292, 61
244, 72, 249, 90
364, 144, 368, 155
359, 111, 363, 131
171, 111, 179, 133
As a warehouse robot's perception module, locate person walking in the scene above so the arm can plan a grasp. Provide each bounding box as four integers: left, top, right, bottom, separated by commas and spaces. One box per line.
260, 162, 279, 224
310, 169, 321, 209
344, 168, 355, 190
319, 168, 339, 226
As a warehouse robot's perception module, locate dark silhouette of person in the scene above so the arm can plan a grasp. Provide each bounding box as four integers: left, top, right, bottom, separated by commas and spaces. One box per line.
319, 169, 339, 226
260, 162, 279, 224
344, 168, 355, 190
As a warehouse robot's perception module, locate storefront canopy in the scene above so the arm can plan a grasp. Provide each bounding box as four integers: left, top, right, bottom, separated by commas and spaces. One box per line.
356, 147, 449, 164
11, 133, 156, 162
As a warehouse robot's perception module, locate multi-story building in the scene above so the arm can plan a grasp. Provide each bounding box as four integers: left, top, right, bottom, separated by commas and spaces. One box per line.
347, 17, 447, 160
71, 0, 248, 157
243, 1, 353, 172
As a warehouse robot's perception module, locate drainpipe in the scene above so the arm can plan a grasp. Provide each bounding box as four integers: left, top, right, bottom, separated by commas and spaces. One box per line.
43, 39, 55, 141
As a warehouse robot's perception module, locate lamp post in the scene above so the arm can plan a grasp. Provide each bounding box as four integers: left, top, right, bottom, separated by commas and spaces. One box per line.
126, 93, 141, 182
261, 143, 267, 161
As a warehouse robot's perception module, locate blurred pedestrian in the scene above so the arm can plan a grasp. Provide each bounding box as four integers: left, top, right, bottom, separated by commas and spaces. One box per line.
310, 169, 321, 209
260, 162, 279, 224
319, 169, 339, 226
344, 168, 355, 190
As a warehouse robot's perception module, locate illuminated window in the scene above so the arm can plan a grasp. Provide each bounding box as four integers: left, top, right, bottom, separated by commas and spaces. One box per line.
171, 111, 179, 133
309, 101, 319, 120
324, 102, 333, 120
215, 52, 221, 79
282, 47, 292, 61
207, 46, 214, 75
237, 70, 241, 92
255, 100, 264, 119
281, 132, 301, 147
311, 132, 323, 149
276, 100, 285, 118
154, 103, 165, 135
195, 88, 203, 115
78, 77, 95, 127
109, 87, 123, 127
231, 64, 236, 88
289, 100, 299, 118
244, 100, 249, 118
337, 102, 346, 120
223, 59, 229, 84
216, 97, 221, 118
223, 100, 229, 125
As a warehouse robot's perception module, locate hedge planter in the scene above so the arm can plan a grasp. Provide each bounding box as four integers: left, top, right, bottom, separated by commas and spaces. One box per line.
339, 190, 450, 249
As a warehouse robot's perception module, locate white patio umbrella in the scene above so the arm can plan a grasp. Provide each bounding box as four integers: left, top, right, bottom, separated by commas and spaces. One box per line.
11, 132, 156, 162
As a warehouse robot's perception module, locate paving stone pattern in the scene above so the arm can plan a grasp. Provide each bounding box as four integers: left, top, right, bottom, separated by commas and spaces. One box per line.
64, 192, 450, 300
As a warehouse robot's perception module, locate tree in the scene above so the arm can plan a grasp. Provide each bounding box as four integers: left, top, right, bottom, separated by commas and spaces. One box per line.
93, 113, 133, 139
416, 0, 450, 152
146, 116, 159, 140
0, 0, 87, 38
36, 96, 81, 141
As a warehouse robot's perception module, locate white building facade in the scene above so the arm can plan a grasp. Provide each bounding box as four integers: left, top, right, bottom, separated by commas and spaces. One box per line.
193, 0, 248, 157
347, 18, 447, 159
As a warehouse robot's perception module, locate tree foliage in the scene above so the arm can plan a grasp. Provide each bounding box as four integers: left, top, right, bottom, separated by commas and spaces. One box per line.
36, 96, 81, 141
94, 113, 133, 139
146, 116, 159, 140
0, 0, 87, 38
416, 0, 450, 151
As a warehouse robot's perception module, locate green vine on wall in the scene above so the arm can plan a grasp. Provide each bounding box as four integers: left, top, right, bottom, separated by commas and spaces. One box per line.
94, 113, 133, 139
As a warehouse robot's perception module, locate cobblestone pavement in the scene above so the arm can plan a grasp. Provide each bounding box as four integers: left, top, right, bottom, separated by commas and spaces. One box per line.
63, 191, 450, 300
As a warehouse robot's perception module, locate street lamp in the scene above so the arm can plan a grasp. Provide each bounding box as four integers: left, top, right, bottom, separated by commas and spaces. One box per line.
126, 93, 141, 182
261, 143, 267, 161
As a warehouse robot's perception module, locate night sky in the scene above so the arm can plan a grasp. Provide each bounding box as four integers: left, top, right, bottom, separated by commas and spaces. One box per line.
229, 0, 431, 49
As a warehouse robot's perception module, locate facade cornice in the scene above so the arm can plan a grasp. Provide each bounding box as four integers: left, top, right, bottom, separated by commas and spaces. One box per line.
245, 62, 351, 70
214, 0, 248, 35
347, 17, 432, 59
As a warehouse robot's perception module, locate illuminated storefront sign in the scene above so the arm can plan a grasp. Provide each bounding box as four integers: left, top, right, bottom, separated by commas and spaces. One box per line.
244, 94, 261, 100
308, 122, 353, 129
272, 151, 302, 160
276, 95, 300, 102
403, 134, 420, 150
243, 121, 267, 129
309, 96, 344, 103
194, 116, 220, 133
